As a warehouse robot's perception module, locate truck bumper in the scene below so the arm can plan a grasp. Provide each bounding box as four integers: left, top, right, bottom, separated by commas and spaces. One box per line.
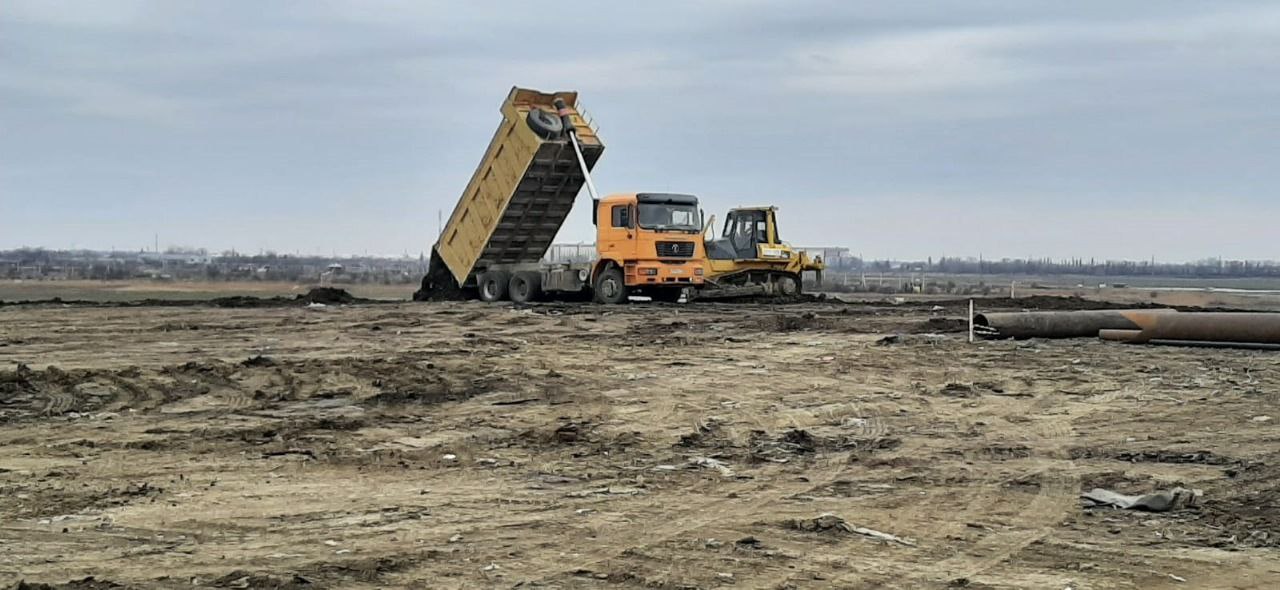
626, 262, 704, 287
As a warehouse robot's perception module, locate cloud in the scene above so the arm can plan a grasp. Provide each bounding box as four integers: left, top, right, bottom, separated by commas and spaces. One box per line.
782, 5, 1280, 99
1, 1, 1278, 259
4, 0, 156, 29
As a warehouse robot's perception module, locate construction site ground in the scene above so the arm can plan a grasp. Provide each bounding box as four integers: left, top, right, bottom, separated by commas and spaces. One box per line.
2, 296, 1278, 589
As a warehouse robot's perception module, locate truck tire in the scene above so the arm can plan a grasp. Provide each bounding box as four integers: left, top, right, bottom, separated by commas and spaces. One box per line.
593, 267, 628, 304
508, 271, 542, 304
478, 271, 511, 302
526, 108, 564, 140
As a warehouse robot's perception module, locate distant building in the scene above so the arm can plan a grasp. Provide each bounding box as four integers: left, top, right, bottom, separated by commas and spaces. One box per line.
137, 252, 211, 265
796, 247, 855, 270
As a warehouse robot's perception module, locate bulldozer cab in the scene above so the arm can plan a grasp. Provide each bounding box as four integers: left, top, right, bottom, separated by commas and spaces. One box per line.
707, 207, 781, 260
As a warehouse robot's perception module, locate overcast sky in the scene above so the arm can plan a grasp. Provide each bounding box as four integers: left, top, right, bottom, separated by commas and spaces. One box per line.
2, 1, 1277, 261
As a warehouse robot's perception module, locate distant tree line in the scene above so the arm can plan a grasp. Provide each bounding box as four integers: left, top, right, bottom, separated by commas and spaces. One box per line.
0, 248, 427, 284
852, 256, 1280, 278
5, 247, 1278, 283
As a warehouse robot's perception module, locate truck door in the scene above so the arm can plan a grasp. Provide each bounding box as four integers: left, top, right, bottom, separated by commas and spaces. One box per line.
597, 201, 638, 262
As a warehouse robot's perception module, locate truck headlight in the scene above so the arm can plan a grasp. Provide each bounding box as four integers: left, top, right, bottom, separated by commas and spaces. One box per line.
641, 268, 658, 276
694, 268, 704, 276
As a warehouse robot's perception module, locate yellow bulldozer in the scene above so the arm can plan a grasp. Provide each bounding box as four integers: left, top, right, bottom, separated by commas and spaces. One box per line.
696, 206, 825, 299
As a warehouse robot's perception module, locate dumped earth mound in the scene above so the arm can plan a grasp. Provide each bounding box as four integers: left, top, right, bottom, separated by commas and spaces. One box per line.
211, 287, 365, 308
8, 578, 127, 590
0, 287, 371, 309
297, 286, 357, 305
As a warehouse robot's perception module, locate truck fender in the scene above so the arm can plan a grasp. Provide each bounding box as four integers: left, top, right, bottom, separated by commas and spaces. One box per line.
591, 259, 620, 285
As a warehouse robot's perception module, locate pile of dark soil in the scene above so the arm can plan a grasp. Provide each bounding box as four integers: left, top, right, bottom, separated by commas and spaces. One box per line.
0, 287, 372, 309
8, 577, 126, 590
298, 287, 358, 305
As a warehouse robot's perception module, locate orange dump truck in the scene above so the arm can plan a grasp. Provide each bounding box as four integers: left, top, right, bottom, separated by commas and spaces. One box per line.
413, 87, 704, 304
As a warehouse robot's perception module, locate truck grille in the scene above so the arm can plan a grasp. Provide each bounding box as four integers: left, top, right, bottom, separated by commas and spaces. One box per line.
656, 241, 695, 258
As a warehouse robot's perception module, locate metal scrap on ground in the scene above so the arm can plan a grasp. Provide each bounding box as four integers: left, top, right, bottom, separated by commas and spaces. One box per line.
1081, 487, 1203, 512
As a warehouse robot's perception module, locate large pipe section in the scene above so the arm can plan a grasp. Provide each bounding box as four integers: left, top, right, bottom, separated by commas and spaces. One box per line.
1105, 311, 1280, 346
973, 309, 1176, 340
975, 308, 1280, 349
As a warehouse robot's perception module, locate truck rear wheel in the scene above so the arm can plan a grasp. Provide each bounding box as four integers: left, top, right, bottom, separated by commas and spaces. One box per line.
593, 267, 628, 305
508, 271, 542, 304
478, 271, 511, 302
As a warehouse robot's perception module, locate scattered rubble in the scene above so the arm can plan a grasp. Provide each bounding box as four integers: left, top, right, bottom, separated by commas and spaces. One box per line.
787, 513, 916, 546
1081, 487, 1203, 512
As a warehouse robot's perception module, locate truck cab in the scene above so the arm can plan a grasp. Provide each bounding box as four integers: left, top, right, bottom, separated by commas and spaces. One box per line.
591, 193, 705, 303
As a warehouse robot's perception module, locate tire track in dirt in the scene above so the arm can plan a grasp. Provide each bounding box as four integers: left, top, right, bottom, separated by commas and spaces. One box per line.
515, 451, 856, 585
824, 384, 1087, 588
1017, 538, 1280, 589
910, 379, 1146, 586
40, 390, 74, 415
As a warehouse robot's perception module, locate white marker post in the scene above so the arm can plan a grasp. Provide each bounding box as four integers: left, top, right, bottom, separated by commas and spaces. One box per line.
968, 299, 975, 344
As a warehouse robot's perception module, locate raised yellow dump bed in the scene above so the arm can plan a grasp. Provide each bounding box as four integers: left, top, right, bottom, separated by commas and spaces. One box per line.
435, 87, 603, 285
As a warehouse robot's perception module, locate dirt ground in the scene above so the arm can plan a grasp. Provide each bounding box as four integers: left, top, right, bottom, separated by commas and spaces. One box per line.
1, 296, 1279, 589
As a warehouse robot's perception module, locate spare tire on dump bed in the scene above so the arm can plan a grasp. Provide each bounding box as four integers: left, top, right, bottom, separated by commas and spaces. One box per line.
526, 108, 563, 139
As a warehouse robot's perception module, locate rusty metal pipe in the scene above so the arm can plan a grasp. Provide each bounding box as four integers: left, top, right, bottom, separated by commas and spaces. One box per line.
1114, 311, 1280, 345
973, 309, 1176, 340
1147, 340, 1280, 351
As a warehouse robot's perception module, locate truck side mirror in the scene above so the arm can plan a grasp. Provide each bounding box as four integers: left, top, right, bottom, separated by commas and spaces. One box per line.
592, 199, 599, 226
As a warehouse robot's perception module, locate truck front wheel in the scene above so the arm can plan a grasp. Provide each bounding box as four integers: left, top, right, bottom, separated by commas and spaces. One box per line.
593, 267, 628, 304
478, 271, 511, 302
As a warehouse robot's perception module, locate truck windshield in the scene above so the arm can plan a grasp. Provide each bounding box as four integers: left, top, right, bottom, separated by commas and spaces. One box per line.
638, 203, 700, 232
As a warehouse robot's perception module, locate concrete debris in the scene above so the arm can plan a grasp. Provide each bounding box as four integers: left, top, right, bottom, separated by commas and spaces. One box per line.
566, 486, 645, 497
1081, 487, 1202, 512
689, 456, 735, 476
876, 333, 946, 346
789, 513, 916, 546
